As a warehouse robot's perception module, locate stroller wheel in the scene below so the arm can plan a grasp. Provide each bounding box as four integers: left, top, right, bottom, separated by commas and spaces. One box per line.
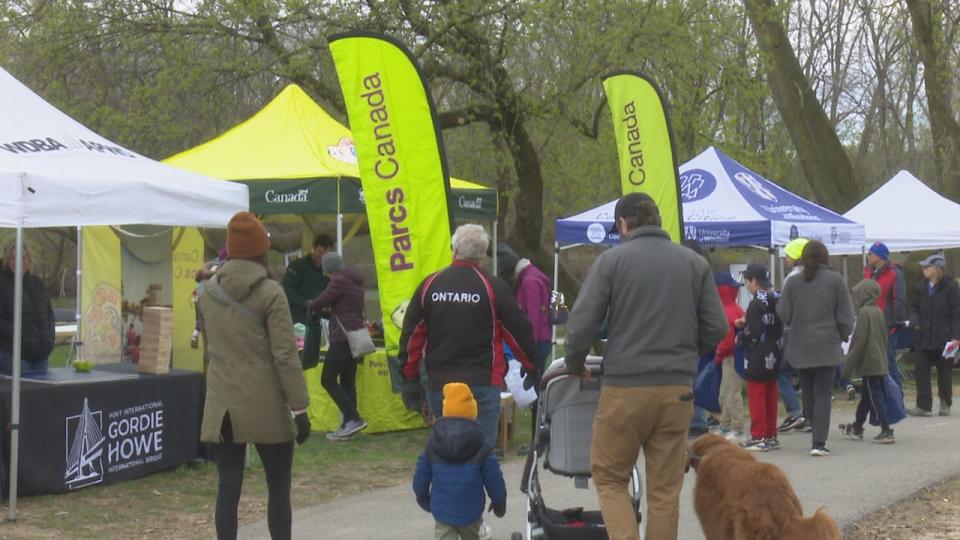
511, 533, 523, 540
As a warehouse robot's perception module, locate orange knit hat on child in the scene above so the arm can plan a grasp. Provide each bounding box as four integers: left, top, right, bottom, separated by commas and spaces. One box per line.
442, 383, 478, 420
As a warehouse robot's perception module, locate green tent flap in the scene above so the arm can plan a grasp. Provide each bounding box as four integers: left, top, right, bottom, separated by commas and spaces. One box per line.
244, 177, 496, 220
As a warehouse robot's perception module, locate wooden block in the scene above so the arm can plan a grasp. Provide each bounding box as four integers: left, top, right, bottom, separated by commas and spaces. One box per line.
138, 361, 169, 374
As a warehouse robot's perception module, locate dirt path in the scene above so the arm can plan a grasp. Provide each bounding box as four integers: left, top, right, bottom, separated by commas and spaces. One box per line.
847, 474, 960, 539
239, 408, 960, 539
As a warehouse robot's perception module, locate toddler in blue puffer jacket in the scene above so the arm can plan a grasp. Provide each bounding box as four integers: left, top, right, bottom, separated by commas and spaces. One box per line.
413, 382, 506, 539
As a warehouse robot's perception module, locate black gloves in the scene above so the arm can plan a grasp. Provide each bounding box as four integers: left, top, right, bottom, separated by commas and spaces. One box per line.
400, 379, 424, 412
402, 379, 425, 412
416, 495, 431, 513
294, 412, 311, 445
488, 500, 506, 518
521, 368, 540, 391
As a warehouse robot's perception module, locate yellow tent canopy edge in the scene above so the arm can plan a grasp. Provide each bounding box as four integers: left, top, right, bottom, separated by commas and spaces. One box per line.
163, 85, 496, 220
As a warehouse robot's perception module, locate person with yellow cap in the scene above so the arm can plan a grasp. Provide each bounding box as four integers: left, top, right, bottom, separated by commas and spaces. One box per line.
777, 237, 810, 433
413, 382, 506, 540
198, 211, 311, 540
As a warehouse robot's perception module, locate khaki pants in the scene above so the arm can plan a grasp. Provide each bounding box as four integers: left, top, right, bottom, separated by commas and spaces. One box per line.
435, 519, 480, 540
718, 357, 744, 432
590, 385, 693, 540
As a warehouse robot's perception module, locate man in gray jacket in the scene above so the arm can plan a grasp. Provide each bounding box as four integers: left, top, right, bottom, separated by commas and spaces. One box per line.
564, 193, 727, 540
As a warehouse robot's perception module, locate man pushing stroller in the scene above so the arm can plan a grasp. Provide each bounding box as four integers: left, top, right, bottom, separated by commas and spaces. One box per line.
564, 193, 727, 540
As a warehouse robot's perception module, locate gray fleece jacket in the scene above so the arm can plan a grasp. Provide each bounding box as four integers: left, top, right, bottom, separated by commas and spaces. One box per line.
777, 264, 855, 369
564, 226, 728, 387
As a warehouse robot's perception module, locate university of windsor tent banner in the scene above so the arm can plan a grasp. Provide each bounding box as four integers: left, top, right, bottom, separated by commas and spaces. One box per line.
602, 71, 684, 242
328, 33, 454, 360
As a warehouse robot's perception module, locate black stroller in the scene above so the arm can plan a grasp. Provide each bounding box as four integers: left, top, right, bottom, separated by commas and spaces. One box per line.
515, 356, 642, 539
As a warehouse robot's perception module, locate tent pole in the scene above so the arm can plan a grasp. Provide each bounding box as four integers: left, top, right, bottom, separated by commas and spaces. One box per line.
552, 241, 559, 365
336, 214, 343, 256
843, 256, 849, 285
769, 249, 776, 290
75, 226, 83, 364
491, 221, 498, 275
336, 178, 343, 256
7, 226, 23, 521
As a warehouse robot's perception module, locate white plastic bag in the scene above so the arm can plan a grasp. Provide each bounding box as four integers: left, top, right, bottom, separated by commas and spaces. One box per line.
505, 359, 538, 408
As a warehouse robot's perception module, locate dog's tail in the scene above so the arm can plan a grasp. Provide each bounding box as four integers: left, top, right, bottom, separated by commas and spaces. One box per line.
781, 508, 841, 539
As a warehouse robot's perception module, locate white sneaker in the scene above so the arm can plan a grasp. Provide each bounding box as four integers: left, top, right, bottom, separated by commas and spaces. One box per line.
478, 522, 492, 540
810, 446, 831, 457
724, 430, 742, 442
340, 418, 368, 437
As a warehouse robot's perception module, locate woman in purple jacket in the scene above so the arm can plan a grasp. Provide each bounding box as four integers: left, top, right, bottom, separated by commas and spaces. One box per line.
497, 244, 553, 371
307, 252, 368, 441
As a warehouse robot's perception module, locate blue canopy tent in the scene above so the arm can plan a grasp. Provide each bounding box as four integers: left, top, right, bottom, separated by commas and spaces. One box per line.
550, 147, 865, 361
555, 146, 864, 250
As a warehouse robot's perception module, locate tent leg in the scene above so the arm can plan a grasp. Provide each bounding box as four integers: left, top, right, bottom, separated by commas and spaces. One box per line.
491, 221, 498, 275
74, 226, 82, 366
7, 226, 23, 521
336, 213, 343, 256
769, 250, 776, 290
843, 256, 849, 285
552, 242, 559, 365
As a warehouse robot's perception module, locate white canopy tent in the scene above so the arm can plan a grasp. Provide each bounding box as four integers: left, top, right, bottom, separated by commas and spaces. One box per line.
841, 170, 960, 253
0, 66, 248, 518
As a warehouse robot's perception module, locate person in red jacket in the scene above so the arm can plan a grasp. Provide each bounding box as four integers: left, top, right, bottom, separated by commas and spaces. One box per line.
715, 272, 745, 438
864, 242, 907, 389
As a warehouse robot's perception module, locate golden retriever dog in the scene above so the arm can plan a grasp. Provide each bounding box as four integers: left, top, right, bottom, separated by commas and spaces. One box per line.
687, 434, 841, 540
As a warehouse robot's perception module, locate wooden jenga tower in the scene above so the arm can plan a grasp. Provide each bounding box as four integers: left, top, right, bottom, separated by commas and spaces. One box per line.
139, 307, 173, 374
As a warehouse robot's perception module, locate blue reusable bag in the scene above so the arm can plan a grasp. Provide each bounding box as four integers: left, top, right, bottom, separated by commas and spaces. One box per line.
733, 345, 747, 379
869, 374, 907, 426
694, 352, 722, 413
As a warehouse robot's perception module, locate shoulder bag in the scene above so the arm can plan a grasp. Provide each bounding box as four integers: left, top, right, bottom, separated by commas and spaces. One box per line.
334, 314, 376, 359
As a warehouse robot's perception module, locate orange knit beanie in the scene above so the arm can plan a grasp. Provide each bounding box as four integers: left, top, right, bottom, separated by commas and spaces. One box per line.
226, 211, 270, 259
442, 383, 478, 420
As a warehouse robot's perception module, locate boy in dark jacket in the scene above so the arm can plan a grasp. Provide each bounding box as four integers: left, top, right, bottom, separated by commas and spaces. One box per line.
839, 279, 894, 443
413, 382, 506, 540
737, 263, 783, 452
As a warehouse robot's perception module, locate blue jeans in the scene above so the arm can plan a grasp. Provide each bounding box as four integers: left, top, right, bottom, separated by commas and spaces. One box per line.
536, 341, 553, 376
779, 365, 802, 417
834, 367, 853, 390
0, 350, 48, 375
690, 406, 709, 430
427, 385, 501, 448
887, 334, 903, 389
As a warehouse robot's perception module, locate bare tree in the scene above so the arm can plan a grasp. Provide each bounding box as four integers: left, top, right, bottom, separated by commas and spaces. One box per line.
905, 0, 960, 199
743, 0, 861, 209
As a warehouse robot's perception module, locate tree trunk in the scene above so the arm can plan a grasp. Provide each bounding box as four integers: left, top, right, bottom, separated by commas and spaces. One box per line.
905, 0, 960, 200
742, 0, 861, 210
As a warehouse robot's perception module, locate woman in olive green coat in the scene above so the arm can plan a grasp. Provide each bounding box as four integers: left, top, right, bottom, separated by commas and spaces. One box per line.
198, 212, 310, 540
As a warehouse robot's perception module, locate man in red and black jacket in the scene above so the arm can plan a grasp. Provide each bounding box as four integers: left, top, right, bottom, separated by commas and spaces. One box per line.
399, 224, 539, 448
864, 241, 907, 389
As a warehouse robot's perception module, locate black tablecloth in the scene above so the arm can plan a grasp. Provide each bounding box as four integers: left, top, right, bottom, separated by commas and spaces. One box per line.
0, 363, 203, 496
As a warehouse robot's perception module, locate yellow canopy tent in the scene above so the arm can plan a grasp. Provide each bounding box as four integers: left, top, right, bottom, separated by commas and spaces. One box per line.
164, 84, 497, 221
163, 85, 500, 433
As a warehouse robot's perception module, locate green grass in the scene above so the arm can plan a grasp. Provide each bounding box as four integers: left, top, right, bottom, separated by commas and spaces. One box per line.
0, 406, 536, 539
0, 426, 433, 539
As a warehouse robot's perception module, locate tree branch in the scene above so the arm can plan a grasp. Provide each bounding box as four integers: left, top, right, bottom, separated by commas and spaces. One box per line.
438, 104, 496, 129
